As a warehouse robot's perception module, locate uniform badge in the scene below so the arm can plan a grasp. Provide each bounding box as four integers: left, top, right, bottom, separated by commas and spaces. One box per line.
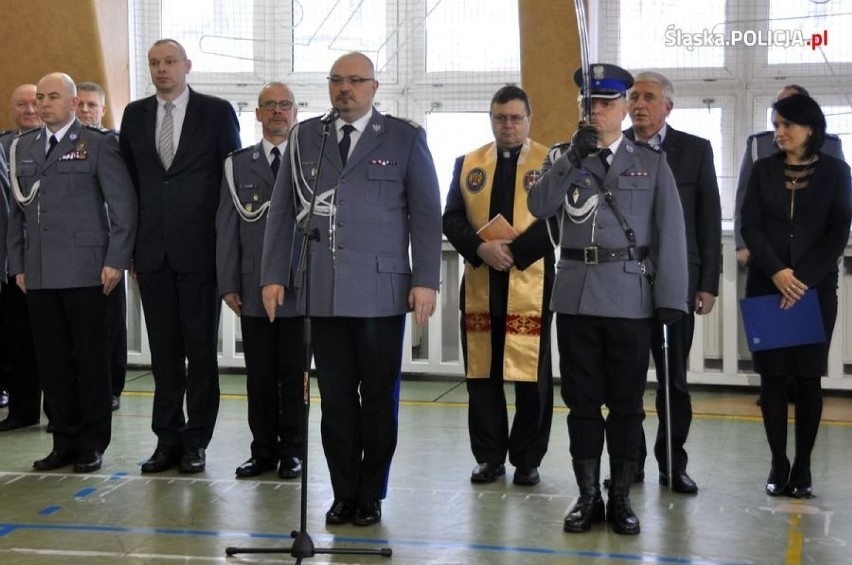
465, 167, 487, 194
69, 131, 78, 142
572, 187, 580, 204
593, 65, 605, 80
245, 202, 253, 212
522, 169, 541, 193
372, 123, 382, 133
252, 194, 259, 201
252, 151, 260, 161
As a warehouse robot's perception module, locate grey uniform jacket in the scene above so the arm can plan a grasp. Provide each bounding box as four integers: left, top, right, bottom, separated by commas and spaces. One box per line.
261, 110, 443, 317
527, 137, 688, 318
734, 131, 844, 248
7, 121, 137, 289
216, 142, 298, 318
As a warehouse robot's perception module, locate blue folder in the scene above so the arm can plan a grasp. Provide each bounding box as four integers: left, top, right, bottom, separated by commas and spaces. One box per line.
739, 290, 826, 352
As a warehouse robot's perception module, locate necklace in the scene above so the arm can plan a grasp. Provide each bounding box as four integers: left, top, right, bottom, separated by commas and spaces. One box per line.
785, 156, 818, 219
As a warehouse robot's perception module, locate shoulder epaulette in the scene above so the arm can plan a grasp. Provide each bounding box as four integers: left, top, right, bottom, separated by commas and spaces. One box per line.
385, 114, 421, 129
84, 124, 118, 136
17, 127, 40, 138
0, 129, 15, 138
227, 145, 255, 158
633, 140, 662, 153
550, 140, 571, 150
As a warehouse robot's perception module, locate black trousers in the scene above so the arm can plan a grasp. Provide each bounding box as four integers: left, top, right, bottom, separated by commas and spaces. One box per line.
108, 277, 128, 397
137, 263, 220, 449
465, 315, 553, 469
641, 312, 695, 473
311, 315, 405, 503
240, 315, 305, 461
557, 314, 650, 461
27, 286, 111, 454
0, 282, 41, 422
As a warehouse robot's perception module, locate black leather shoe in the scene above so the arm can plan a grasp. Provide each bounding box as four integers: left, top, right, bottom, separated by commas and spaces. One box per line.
180, 447, 206, 473
471, 462, 505, 483
0, 390, 8, 408
111, 396, 121, 411
278, 457, 303, 479
353, 499, 382, 526
0, 417, 40, 432
235, 457, 277, 478
786, 461, 812, 498
141, 446, 181, 473
513, 466, 540, 486
325, 499, 356, 525
659, 471, 698, 494
74, 452, 103, 473
765, 460, 790, 497
33, 450, 75, 471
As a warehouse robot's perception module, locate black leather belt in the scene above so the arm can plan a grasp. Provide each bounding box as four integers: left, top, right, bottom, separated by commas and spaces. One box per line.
561, 246, 649, 265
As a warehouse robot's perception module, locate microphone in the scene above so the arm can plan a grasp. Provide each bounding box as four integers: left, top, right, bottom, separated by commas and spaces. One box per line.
319, 107, 340, 124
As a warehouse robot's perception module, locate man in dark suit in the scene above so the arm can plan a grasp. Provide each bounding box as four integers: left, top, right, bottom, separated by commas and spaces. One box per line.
216, 82, 304, 480
119, 39, 241, 474
261, 51, 442, 526
0, 84, 43, 432
7, 72, 137, 472
76, 81, 127, 413
625, 71, 722, 494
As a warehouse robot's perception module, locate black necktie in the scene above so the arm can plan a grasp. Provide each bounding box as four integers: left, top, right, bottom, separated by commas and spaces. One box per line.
46, 134, 58, 157
599, 148, 612, 172
339, 124, 355, 166
270, 147, 281, 178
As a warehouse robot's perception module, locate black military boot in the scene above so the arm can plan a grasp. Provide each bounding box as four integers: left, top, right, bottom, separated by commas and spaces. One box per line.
606, 459, 641, 535
563, 459, 605, 533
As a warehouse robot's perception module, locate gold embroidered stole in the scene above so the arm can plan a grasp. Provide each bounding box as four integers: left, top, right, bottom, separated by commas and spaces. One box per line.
460, 139, 548, 381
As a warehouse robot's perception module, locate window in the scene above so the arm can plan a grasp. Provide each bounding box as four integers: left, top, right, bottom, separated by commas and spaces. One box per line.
425, 0, 520, 74
426, 112, 494, 206
160, 0, 255, 74
292, 0, 389, 73
768, 0, 852, 65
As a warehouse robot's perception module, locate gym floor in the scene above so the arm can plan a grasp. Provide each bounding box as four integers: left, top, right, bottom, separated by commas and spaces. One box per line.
1, 370, 851, 564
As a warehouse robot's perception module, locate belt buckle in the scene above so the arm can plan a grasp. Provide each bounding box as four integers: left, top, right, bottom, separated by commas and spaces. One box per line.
583, 246, 598, 265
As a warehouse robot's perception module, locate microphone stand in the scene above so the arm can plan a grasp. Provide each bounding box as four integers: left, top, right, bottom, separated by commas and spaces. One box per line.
225, 115, 392, 562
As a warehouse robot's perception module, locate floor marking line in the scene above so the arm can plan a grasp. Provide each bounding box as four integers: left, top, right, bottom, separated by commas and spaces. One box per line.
0, 521, 752, 564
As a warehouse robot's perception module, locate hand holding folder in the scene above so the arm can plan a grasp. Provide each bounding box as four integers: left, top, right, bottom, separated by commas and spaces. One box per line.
739, 290, 826, 352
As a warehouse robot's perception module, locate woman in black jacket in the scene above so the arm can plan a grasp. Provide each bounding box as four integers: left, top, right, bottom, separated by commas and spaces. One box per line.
741, 94, 851, 498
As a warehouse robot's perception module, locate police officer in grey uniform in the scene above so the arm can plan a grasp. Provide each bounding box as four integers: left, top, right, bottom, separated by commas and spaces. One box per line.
216, 82, 304, 480
7, 73, 137, 473
527, 64, 688, 536
0, 84, 42, 431
261, 51, 442, 527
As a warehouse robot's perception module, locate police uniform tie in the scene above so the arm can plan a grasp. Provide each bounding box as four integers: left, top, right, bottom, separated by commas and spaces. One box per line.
339, 124, 355, 166
599, 148, 612, 172
270, 146, 281, 178
158, 101, 175, 170
45, 134, 58, 157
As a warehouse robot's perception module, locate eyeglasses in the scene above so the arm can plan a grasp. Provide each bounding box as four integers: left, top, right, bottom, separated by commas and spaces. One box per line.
327, 76, 375, 86
491, 114, 528, 124
258, 100, 295, 111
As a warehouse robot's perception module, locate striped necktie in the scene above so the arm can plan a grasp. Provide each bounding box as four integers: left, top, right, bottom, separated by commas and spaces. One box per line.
158, 101, 175, 169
